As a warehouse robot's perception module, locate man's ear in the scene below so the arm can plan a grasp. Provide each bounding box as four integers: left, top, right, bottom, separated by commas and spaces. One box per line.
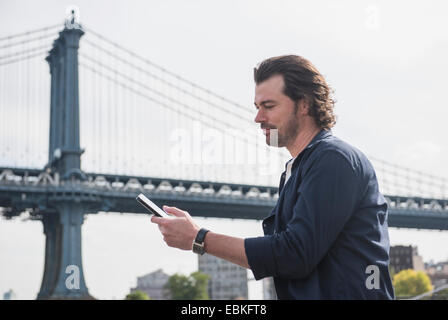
299, 98, 311, 116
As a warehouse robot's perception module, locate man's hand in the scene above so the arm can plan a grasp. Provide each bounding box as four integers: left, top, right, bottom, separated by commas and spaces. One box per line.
150, 206, 200, 251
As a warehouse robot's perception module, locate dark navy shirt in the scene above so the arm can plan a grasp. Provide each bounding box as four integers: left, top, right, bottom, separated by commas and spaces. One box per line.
244, 129, 395, 299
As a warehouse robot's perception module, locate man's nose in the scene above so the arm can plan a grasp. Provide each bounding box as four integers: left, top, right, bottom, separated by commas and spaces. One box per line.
254, 109, 266, 123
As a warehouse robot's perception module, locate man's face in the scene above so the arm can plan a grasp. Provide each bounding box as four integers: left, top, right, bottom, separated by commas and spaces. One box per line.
254, 74, 300, 147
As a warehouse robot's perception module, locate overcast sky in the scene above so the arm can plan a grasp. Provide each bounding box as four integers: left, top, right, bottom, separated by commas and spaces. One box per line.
1, 0, 448, 300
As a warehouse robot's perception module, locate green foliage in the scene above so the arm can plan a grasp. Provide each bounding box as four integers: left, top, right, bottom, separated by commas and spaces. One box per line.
191, 271, 210, 300
125, 290, 150, 300
165, 271, 210, 300
393, 269, 433, 297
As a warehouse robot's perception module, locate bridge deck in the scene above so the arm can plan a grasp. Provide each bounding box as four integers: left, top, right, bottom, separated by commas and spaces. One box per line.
1, 167, 448, 230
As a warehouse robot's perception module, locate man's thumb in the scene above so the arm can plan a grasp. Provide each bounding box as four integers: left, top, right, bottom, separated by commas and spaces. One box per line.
163, 206, 187, 217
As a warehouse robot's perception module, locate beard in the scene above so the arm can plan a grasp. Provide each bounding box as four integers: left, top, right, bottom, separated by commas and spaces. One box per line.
265, 113, 299, 148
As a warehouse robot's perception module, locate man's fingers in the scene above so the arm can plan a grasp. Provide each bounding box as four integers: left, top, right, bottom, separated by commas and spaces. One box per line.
151, 215, 163, 225
163, 206, 188, 217
151, 216, 167, 234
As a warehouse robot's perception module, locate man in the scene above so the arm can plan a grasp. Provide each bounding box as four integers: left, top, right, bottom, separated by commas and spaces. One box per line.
151, 55, 395, 299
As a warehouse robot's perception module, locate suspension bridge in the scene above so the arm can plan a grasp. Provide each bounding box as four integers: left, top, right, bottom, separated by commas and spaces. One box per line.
1, 15, 448, 299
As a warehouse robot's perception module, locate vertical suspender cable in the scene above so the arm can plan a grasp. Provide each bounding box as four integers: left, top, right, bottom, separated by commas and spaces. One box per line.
25, 34, 30, 166
18, 42, 23, 166
130, 63, 134, 175
119, 54, 123, 173
114, 58, 118, 175
97, 50, 102, 173
95, 50, 99, 173
175, 69, 180, 180
107, 47, 111, 173
93, 43, 97, 173
162, 64, 167, 179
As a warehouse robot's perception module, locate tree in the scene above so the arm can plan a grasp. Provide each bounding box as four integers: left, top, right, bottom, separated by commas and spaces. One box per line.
393, 269, 433, 298
190, 271, 210, 300
165, 271, 210, 300
125, 290, 150, 300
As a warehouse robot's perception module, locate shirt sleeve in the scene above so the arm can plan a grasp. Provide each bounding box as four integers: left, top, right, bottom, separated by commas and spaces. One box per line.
245, 150, 361, 280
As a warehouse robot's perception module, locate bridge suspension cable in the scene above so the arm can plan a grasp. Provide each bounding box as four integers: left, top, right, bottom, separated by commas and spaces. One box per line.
0, 23, 60, 42
0, 33, 58, 50
0, 23, 59, 67
0, 24, 56, 168
370, 155, 448, 199
80, 27, 293, 177
78, 45, 269, 150
82, 39, 254, 123
0, 44, 50, 60
80, 62, 221, 128
79, 60, 283, 178
0, 51, 49, 66
79, 53, 287, 182
84, 27, 255, 118
79, 53, 256, 135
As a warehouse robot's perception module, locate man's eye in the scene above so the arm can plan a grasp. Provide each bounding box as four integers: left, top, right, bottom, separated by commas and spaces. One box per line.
265, 105, 275, 109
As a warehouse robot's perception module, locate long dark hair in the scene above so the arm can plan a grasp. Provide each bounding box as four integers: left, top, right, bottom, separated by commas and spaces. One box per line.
254, 55, 336, 130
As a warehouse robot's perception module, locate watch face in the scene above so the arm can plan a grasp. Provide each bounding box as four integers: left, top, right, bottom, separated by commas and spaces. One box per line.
193, 243, 205, 255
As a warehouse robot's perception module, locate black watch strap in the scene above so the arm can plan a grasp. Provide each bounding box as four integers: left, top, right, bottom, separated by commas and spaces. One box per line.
192, 228, 209, 255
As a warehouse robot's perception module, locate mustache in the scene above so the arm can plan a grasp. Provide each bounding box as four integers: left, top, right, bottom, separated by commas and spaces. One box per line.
260, 124, 277, 130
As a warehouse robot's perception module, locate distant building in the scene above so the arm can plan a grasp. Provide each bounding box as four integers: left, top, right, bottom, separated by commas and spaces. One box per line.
262, 277, 277, 300
425, 261, 448, 288
198, 254, 248, 300
3, 289, 16, 300
389, 245, 425, 273
131, 269, 170, 299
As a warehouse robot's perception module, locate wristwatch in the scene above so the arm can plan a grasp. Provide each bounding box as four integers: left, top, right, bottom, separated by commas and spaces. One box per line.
192, 228, 209, 255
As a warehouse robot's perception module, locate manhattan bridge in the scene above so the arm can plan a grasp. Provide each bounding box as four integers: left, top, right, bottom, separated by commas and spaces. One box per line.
1, 15, 447, 299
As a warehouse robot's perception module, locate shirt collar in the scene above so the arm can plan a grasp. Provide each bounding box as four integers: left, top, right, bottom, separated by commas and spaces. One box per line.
287, 129, 333, 170
305, 129, 332, 150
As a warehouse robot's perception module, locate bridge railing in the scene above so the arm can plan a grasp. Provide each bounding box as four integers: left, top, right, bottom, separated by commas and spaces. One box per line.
3, 167, 448, 213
